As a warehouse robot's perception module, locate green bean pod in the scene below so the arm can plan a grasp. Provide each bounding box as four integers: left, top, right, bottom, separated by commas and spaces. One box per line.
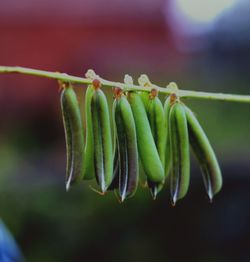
127, 92, 164, 183
169, 101, 190, 204
108, 146, 119, 191
137, 92, 149, 186
114, 95, 139, 201
91, 88, 113, 192
60, 86, 84, 191
83, 85, 95, 180
139, 91, 150, 109
184, 106, 222, 200
108, 89, 121, 191
147, 95, 166, 198
163, 96, 172, 179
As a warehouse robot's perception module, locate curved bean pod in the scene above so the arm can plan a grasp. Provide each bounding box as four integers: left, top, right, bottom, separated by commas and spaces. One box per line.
60, 86, 84, 191
114, 96, 139, 201
127, 92, 164, 183
147, 95, 166, 198
184, 106, 222, 200
163, 96, 172, 179
139, 91, 150, 109
91, 88, 113, 192
108, 146, 119, 191
169, 101, 190, 204
83, 85, 95, 180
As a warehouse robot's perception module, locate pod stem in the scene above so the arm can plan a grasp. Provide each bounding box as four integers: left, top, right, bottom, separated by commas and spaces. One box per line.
1, 66, 250, 103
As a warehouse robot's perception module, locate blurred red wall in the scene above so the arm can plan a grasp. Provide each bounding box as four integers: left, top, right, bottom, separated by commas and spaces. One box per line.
0, 0, 188, 130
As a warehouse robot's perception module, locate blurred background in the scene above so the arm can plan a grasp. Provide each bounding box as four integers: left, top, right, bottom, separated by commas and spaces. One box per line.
0, 0, 250, 261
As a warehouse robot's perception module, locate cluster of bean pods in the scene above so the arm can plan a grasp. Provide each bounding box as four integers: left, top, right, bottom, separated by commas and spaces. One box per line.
60, 78, 222, 205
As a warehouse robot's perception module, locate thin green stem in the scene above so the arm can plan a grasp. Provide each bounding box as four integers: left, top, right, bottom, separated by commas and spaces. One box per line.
1, 65, 250, 103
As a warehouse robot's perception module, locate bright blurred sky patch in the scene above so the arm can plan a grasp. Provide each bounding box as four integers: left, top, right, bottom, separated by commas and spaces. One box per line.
176, 0, 237, 24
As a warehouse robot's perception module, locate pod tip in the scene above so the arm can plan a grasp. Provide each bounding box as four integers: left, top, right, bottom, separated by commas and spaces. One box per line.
100, 189, 107, 196
208, 195, 213, 203
150, 187, 158, 200
114, 191, 123, 204
100, 182, 108, 194
89, 185, 106, 196
171, 194, 177, 206
120, 197, 125, 203
120, 191, 127, 203
65, 179, 71, 192
207, 188, 214, 203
